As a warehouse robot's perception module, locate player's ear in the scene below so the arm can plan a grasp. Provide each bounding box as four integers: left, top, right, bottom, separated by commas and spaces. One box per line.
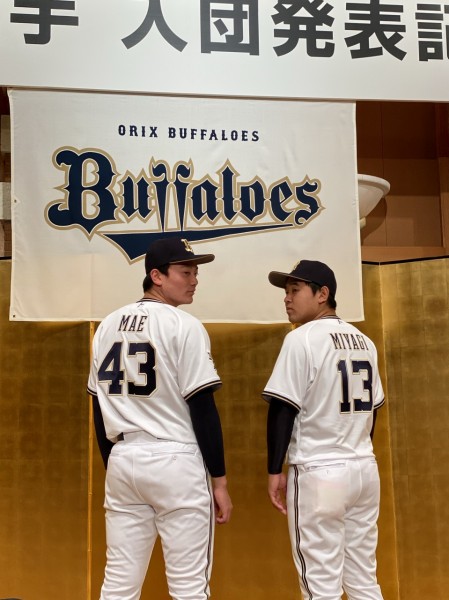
150, 268, 165, 286
318, 285, 330, 304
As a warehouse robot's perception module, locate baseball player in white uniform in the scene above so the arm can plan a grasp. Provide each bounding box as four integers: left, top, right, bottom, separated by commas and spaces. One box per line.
263, 260, 385, 600
87, 237, 232, 600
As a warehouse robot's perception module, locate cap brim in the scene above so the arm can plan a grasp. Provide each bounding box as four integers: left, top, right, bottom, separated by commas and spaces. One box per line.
268, 271, 311, 289
170, 254, 215, 265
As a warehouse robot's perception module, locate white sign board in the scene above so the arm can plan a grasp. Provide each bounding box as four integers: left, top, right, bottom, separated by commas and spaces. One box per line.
1, 1, 449, 101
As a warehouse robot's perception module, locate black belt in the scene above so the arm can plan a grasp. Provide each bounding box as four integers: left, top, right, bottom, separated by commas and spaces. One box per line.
116, 431, 164, 442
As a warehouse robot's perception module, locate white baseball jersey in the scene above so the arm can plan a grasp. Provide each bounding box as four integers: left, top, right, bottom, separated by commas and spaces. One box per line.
87, 298, 221, 443
263, 315, 384, 464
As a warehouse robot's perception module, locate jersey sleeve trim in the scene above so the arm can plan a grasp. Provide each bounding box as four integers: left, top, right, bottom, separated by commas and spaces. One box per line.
262, 391, 299, 411
374, 397, 385, 409
87, 386, 96, 396
184, 380, 222, 402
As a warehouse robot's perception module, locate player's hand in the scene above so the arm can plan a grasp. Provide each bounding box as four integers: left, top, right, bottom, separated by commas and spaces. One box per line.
268, 472, 287, 515
212, 476, 233, 524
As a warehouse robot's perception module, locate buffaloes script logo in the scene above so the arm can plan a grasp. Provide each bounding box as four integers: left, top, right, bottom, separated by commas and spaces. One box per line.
45, 147, 324, 262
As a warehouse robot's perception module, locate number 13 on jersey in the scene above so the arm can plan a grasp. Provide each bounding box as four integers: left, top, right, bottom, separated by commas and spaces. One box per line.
337, 359, 373, 413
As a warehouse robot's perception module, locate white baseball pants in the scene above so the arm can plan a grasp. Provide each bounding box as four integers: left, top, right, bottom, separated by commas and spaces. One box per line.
100, 432, 214, 600
287, 457, 384, 600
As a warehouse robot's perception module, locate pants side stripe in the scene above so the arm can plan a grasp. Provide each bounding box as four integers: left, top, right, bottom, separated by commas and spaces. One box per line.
293, 465, 313, 600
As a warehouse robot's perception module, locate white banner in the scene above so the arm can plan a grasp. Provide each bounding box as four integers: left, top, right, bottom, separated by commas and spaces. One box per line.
1, 1, 449, 101
9, 89, 361, 323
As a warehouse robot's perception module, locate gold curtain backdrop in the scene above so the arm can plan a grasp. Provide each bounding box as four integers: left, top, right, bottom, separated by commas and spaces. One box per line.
1, 258, 449, 599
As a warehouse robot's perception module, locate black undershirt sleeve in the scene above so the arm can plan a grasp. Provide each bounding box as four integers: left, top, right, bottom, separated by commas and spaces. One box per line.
92, 394, 114, 469
187, 388, 226, 478
267, 398, 299, 475
370, 408, 378, 440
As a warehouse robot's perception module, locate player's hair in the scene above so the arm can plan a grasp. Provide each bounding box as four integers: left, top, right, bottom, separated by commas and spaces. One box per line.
307, 281, 337, 309
142, 263, 170, 291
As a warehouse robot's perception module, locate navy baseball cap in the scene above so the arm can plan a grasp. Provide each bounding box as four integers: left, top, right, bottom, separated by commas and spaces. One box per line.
145, 237, 215, 273
268, 260, 337, 297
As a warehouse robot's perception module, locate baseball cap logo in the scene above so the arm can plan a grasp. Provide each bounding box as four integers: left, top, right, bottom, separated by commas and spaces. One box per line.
181, 239, 194, 253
